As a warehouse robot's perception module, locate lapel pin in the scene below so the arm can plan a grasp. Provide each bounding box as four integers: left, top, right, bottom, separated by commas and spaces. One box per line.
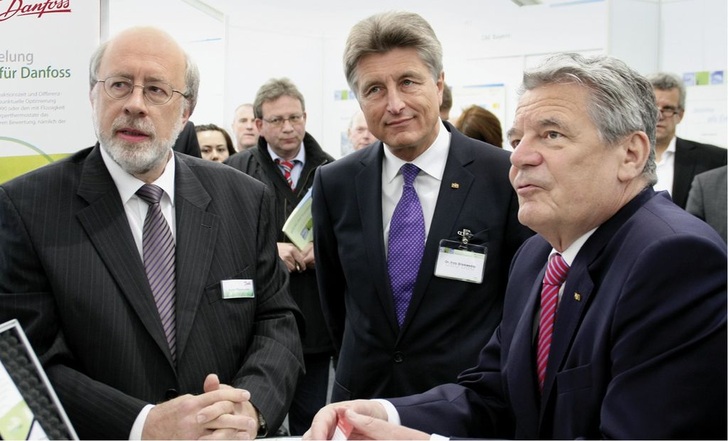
451, 182, 460, 189
574, 292, 582, 302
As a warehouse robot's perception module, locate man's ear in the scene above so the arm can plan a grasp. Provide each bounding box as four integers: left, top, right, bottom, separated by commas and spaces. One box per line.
181, 106, 191, 125
437, 71, 445, 106
618, 131, 651, 182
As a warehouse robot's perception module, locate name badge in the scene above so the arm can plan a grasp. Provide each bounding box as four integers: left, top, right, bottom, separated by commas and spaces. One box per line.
221, 279, 255, 299
434, 235, 487, 284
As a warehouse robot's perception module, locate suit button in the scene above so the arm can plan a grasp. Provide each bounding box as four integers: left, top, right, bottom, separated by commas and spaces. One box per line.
393, 351, 404, 363
164, 388, 178, 400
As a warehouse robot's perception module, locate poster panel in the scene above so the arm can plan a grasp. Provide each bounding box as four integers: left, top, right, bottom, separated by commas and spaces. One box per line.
0, 0, 99, 183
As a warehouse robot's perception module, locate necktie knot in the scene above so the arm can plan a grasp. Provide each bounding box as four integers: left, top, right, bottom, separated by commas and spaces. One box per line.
276, 159, 296, 189
401, 163, 420, 187
277, 159, 295, 172
136, 184, 164, 206
544, 253, 569, 287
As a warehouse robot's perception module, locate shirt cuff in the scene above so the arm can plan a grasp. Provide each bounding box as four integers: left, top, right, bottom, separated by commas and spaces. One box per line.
372, 399, 450, 441
372, 399, 400, 425
130, 404, 154, 440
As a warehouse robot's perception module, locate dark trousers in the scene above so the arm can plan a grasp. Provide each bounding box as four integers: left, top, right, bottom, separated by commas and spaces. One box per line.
287, 352, 333, 435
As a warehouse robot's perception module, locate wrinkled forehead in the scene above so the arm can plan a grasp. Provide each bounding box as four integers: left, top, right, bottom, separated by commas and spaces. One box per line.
100, 29, 186, 84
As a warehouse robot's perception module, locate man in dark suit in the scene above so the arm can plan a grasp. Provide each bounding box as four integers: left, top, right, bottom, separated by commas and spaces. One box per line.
686, 165, 727, 242
172, 120, 202, 157
305, 53, 726, 440
312, 11, 532, 404
647, 72, 726, 208
0, 27, 303, 440
225, 78, 335, 435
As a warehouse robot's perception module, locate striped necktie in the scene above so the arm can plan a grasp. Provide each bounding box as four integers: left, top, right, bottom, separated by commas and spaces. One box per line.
136, 184, 177, 363
536, 253, 569, 392
277, 159, 295, 189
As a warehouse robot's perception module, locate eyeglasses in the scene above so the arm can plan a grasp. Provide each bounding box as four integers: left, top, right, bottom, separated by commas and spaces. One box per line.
658, 107, 681, 118
262, 114, 305, 128
96, 76, 188, 105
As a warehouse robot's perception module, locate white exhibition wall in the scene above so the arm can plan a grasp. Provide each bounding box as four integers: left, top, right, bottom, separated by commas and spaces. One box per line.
102, 0, 728, 158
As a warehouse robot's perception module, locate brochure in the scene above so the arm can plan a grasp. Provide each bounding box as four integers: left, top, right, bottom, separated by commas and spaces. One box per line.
282, 187, 314, 250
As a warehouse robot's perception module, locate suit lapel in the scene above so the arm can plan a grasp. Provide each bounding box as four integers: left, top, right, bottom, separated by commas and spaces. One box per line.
508, 257, 548, 437
76, 146, 172, 362
540, 266, 594, 403
173, 155, 217, 361
355, 145, 399, 331
672, 138, 696, 206
539, 189, 655, 412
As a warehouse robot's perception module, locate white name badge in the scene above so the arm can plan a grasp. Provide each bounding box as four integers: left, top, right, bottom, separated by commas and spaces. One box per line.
434, 239, 487, 284
221, 279, 255, 299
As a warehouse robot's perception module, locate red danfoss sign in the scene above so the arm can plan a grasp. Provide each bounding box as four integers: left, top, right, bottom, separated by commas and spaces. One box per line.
0, 0, 71, 22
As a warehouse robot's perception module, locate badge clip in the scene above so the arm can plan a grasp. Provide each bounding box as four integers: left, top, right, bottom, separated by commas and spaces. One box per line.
457, 228, 473, 248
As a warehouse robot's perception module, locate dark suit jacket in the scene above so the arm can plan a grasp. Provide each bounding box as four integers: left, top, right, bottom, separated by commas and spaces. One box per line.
313, 122, 533, 401
392, 189, 727, 439
226, 133, 335, 354
0, 145, 304, 439
671, 137, 726, 208
686, 165, 727, 242
173, 120, 202, 157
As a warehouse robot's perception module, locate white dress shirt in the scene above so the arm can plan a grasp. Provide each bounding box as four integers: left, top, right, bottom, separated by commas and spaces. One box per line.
654, 137, 676, 195
268, 142, 306, 189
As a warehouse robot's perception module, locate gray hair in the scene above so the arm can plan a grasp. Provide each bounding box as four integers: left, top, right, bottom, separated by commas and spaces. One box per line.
88, 31, 201, 115
646, 72, 686, 110
343, 11, 443, 97
253, 77, 305, 119
520, 53, 658, 186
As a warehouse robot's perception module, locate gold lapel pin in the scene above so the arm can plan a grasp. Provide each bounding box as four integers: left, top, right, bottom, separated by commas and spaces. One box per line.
451, 183, 460, 189
574, 292, 582, 302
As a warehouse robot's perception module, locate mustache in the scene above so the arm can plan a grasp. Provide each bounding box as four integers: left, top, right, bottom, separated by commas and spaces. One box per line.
111, 117, 156, 136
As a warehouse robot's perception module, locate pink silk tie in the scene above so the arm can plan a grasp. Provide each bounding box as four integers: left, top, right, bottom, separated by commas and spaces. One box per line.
536, 253, 569, 392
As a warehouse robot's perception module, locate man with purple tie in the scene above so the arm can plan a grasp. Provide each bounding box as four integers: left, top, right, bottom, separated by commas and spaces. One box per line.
311, 10, 532, 406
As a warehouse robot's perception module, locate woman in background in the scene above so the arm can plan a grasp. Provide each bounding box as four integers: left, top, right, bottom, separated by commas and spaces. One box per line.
196, 123, 236, 162
454, 105, 503, 148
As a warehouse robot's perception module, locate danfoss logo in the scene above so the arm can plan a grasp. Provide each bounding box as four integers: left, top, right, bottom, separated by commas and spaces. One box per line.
0, 0, 71, 22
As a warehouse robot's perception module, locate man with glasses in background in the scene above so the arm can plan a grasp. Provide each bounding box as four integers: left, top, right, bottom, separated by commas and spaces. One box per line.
0, 27, 303, 439
226, 77, 335, 436
646, 72, 726, 208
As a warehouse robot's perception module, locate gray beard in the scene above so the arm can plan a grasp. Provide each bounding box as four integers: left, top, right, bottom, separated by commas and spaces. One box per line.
93, 107, 184, 176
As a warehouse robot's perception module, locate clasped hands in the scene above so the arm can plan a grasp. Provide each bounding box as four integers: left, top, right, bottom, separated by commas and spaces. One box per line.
303, 400, 430, 440
142, 373, 259, 440
278, 242, 315, 273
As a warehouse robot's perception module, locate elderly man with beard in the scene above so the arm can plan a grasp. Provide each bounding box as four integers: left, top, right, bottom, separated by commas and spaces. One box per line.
0, 27, 303, 440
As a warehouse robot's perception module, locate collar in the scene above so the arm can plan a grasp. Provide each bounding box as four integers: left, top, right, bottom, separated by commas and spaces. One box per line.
100, 145, 176, 206
383, 119, 451, 184
549, 228, 597, 267
666, 136, 677, 154
267, 141, 306, 165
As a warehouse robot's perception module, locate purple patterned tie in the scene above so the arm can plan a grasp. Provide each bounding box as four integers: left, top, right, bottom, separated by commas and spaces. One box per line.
536, 253, 569, 392
388, 163, 425, 326
136, 184, 177, 363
